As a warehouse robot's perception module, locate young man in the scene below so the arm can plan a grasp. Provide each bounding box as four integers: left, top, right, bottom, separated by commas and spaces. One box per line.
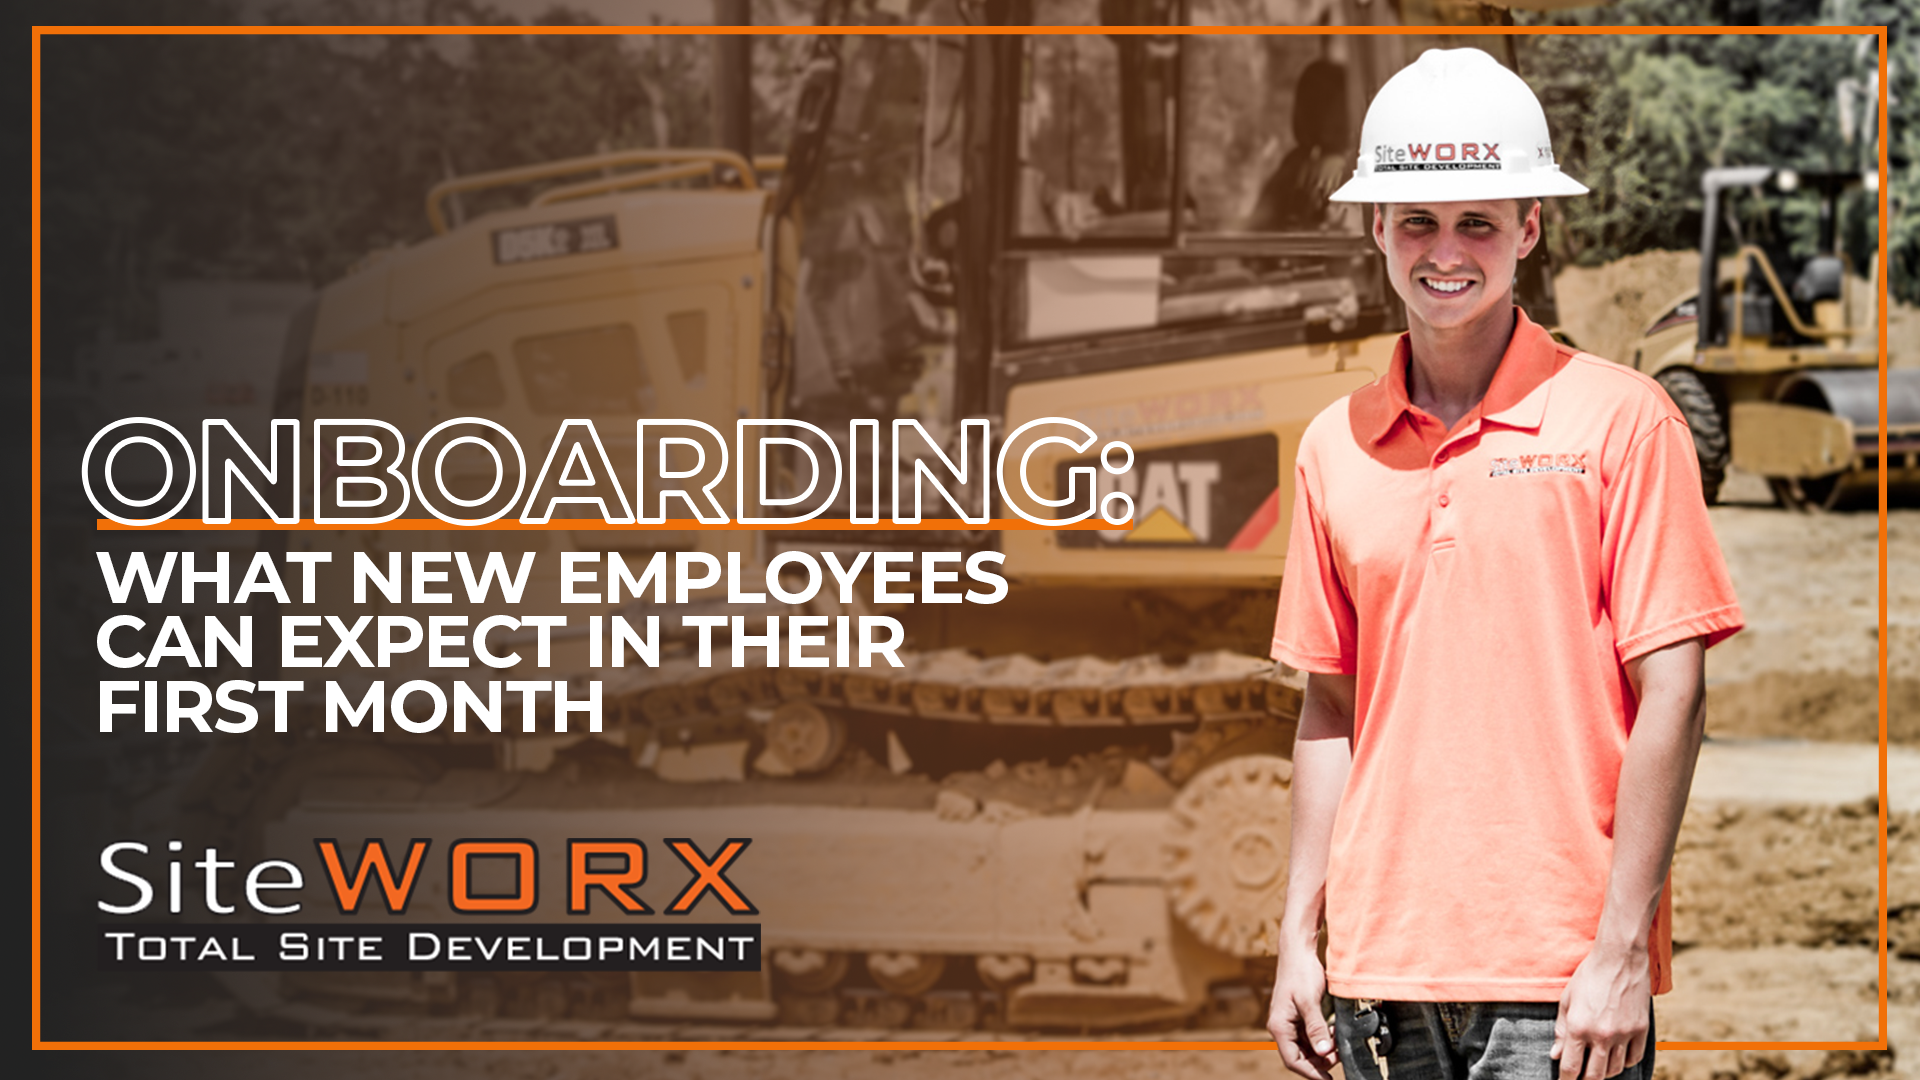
1265, 49, 1742, 1080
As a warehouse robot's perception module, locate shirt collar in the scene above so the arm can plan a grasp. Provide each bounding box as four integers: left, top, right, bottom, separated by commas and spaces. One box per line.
1355, 307, 1561, 446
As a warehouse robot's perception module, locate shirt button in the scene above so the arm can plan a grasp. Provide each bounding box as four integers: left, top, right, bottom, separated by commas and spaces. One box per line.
1438, 493, 1451, 507
1436, 450, 1449, 464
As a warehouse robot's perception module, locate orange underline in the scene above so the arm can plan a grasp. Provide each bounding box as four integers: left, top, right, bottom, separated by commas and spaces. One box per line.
28, 24, 43, 1051
36, 21, 1894, 1054
31, 24, 1889, 36
32, 1040, 1255, 1052
28, 1039, 1892, 1052
1658, 1041, 1888, 1052
95, 517, 1123, 532
1877, 27, 1893, 1051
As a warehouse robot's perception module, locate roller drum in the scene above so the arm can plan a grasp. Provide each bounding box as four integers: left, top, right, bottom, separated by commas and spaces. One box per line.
1770, 368, 1920, 510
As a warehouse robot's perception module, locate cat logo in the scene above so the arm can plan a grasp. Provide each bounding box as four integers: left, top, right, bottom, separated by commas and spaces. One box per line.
1061, 433, 1280, 552
1098, 460, 1220, 543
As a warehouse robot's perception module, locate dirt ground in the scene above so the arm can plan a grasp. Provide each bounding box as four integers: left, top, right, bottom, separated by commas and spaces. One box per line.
1702, 502, 1914, 742
48, 261, 1920, 1077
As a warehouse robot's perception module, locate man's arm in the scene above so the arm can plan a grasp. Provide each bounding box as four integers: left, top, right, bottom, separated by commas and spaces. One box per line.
1268, 672, 1357, 1080
1554, 636, 1707, 1080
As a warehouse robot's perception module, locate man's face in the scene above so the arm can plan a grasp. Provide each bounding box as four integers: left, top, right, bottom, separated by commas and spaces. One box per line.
1371, 200, 1542, 332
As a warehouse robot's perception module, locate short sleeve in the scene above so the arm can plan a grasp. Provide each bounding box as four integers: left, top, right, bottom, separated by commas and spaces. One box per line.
1603, 415, 1744, 662
1271, 458, 1358, 673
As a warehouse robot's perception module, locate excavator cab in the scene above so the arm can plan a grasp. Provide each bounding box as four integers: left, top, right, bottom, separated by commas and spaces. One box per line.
923, 14, 1558, 598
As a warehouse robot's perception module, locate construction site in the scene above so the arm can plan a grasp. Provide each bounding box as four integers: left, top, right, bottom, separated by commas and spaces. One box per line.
31, 7, 1920, 1078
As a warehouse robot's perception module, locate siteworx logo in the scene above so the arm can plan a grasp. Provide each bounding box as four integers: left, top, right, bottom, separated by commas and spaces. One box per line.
1407, 142, 1498, 162
95, 837, 762, 973
1373, 141, 1502, 166
1489, 452, 1588, 477
97, 836, 757, 917
314, 838, 758, 916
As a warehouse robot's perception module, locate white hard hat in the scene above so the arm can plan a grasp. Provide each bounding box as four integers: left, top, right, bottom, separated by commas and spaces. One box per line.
1329, 48, 1588, 203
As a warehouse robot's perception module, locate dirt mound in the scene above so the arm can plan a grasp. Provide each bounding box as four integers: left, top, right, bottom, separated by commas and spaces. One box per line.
1702, 507, 1919, 747
1707, 671, 1920, 743
1553, 250, 1702, 365
1551, 250, 1917, 370
1674, 798, 1920, 961
1658, 947, 1892, 1067
1655, 1048, 1898, 1080
1673, 800, 1894, 951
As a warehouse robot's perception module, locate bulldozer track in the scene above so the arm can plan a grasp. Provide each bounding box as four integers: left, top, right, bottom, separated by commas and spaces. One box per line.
568, 645, 1308, 786
219, 650, 1306, 1036
606, 648, 1304, 735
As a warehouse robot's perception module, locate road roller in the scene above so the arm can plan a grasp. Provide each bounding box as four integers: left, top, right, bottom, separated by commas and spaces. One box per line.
1633, 165, 1920, 510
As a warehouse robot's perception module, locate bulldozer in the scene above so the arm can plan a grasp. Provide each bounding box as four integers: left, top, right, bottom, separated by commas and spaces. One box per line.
190, 15, 1577, 1035
1632, 165, 1914, 510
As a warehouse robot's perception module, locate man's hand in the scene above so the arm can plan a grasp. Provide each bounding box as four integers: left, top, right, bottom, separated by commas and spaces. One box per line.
1552, 938, 1651, 1080
1549, 636, 1703, 1079
1268, 949, 1338, 1080
1269, 672, 1356, 1080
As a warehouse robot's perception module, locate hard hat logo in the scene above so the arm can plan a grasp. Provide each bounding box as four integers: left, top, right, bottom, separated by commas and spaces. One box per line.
1415, 143, 1491, 162
1330, 48, 1587, 203
1374, 142, 1502, 172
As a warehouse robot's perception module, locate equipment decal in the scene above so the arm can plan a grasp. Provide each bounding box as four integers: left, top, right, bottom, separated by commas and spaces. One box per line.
492, 215, 621, 265
1059, 433, 1280, 550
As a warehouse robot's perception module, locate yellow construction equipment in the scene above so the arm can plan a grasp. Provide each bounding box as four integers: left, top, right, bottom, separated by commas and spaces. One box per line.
195, 16, 1576, 1034
1632, 166, 1910, 510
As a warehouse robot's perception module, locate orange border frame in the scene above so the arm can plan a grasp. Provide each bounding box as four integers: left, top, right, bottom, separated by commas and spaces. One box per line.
30, 21, 1894, 1055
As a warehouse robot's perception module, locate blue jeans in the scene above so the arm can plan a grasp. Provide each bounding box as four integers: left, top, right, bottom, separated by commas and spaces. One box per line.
1332, 998, 1655, 1080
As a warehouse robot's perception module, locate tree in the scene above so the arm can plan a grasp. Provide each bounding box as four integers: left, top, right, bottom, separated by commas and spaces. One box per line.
1515, 0, 1915, 302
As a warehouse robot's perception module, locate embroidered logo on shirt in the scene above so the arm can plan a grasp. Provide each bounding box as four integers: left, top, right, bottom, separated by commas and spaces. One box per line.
1489, 452, 1587, 477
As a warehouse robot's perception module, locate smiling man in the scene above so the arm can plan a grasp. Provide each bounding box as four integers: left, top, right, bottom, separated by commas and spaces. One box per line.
1264, 49, 1743, 1080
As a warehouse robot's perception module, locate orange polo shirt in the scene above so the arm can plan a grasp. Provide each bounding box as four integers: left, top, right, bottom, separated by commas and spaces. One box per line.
1271, 309, 1742, 1001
